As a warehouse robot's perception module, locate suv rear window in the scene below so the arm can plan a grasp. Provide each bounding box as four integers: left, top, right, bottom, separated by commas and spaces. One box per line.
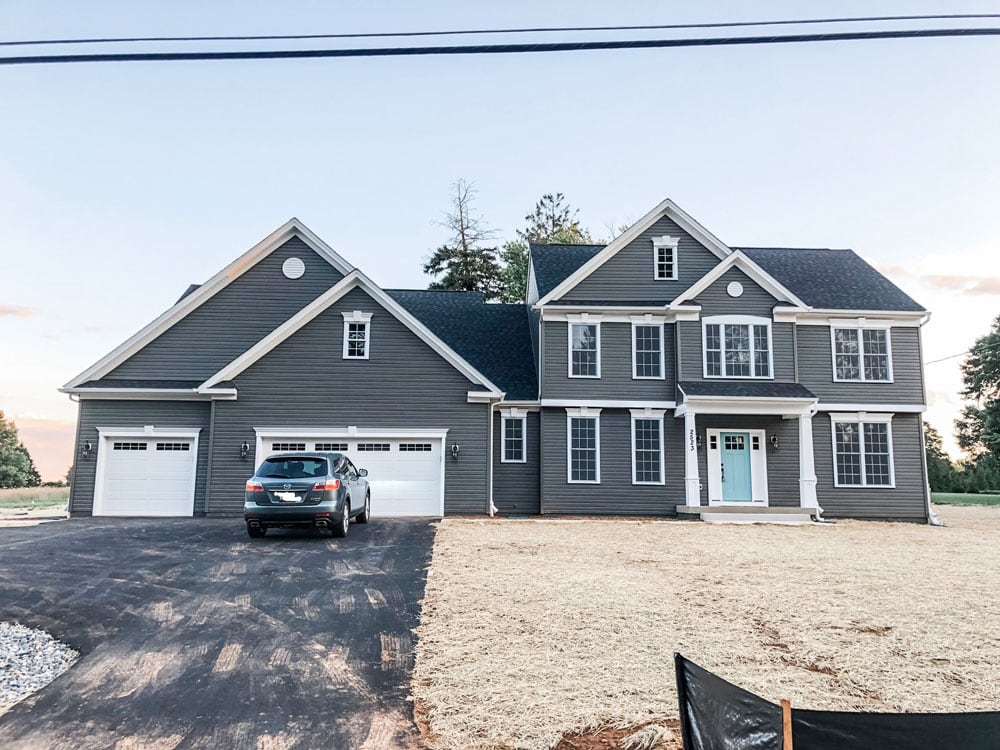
258, 457, 328, 479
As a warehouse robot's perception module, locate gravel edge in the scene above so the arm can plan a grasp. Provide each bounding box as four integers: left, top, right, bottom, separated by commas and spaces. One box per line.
0, 622, 78, 714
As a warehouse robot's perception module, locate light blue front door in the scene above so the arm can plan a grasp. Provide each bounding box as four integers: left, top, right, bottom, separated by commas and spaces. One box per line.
720, 432, 753, 502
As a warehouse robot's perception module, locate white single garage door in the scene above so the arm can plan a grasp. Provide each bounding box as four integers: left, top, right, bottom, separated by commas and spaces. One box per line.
97, 439, 197, 516
260, 436, 443, 516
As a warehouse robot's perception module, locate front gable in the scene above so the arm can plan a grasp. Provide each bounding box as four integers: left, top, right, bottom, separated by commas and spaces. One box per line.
688, 267, 782, 317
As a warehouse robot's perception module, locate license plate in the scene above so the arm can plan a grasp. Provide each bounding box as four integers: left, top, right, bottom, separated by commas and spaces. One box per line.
274, 491, 302, 503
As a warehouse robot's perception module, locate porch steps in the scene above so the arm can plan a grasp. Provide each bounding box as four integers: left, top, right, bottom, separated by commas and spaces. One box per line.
676, 505, 820, 525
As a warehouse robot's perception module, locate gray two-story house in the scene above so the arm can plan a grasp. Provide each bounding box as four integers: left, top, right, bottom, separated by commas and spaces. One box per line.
62, 199, 933, 523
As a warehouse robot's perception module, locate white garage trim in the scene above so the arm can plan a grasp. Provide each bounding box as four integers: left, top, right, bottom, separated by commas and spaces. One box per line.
253, 427, 449, 516
93, 427, 201, 516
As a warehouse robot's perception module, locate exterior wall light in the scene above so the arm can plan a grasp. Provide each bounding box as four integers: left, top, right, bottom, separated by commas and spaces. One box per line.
770, 434, 779, 451
696, 433, 703, 450
240, 441, 251, 460
450, 443, 460, 461
82, 440, 93, 458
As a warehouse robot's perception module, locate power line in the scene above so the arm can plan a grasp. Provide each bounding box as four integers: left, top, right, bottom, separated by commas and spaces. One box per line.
2, 27, 999, 66
3, 14, 1000, 47
925, 340, 1000, 366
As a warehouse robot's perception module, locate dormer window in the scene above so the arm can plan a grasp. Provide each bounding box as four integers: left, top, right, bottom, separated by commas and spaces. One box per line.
703, 315, 772, 379
342, 311, 373, 359
652, 236, 679, 280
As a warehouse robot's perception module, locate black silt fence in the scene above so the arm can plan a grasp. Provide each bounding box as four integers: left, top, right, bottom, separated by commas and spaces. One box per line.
675, 653, 1000, 750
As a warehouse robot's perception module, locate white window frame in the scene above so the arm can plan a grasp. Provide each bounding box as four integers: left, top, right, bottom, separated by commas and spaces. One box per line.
829, 412, 896, 489
631, 316, 666, 380
630, 408, 666, 485
652, 235, 679, 281
500, 410, 527, 464
830, 321, 894, 383
702, 315, 774, 379
567, 316, 602, 379
342, 311, 373, 360
566, 407, 601, 484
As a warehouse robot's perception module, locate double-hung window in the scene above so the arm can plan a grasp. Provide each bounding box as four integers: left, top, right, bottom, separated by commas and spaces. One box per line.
832, 415, 894, 487
631, 410, 665, 485
704, 316, 772, 378
832, 326, 892, 382
652, 236, 679, 280
501, 413, 526, 463
567, 409, 600, 483
569, 321, 600, 378
632, 321, 665, 379
342, 311, 373, 360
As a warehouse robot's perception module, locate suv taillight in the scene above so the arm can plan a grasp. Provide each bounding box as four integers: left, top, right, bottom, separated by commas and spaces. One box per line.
313, 479, 341, 491
246, 480, 264, 492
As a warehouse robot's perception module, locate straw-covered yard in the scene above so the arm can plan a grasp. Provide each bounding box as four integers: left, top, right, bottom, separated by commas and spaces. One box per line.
412, 506, 1000, 750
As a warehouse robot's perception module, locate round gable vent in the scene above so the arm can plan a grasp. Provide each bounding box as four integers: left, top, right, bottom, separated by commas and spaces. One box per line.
727, 281, 744, 298
282, 257, 305, 279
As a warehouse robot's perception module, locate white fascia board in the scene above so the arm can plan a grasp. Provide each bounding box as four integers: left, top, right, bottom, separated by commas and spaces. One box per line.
61, 388, 217, 401
817, 403, 926, 413
542, 307, 700, 323
200, 270, 503, 395
534, 198, 731, 306
669, 251, 809, 308
783, 309, 929, 327
677, 396, 817, 417
541, 399, 677, 409
63, 218, 355, 389
97, 426, 202, 438
468, 391, 505, 403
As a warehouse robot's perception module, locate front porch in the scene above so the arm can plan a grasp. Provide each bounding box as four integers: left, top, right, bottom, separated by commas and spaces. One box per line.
676, 381, 821, 521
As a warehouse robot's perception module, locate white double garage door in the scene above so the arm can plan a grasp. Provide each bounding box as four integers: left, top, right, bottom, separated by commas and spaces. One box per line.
95, 428, 445, 517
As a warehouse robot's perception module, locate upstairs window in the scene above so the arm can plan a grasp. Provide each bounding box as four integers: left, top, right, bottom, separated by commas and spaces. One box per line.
569, 322, 600, 378
833, 327, 892, 382
342, 311, 373, 360
704, 317, 772, 378
632, 322, 664, 379
652, 236, 679, 280
832, 416, 894, 487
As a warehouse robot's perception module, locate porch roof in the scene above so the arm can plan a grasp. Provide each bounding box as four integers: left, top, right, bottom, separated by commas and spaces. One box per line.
676, 381, 817, 416
678, 381, 816, 399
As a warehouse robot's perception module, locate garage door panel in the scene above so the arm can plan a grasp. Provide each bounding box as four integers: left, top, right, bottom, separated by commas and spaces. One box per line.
99, 438, 196, 517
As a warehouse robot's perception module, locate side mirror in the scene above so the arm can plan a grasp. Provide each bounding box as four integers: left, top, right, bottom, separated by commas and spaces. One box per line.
358, 468, 368, 477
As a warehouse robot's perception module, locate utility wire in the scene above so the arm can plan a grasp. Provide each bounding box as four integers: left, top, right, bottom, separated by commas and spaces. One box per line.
2, 27, 999, 66
3, 13, 1000, 47
925, 340, 1000, 366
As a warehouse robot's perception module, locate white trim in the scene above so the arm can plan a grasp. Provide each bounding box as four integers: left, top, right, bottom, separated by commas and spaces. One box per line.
342, 312, 372, 360
542, 399, 676, 409
829, 413, 896, 489
93, 427, 201, 517
683, 412, 701, 506
468, 391, 505, 403
830, 326, 894, 383
64, 218, 355, 389
669, 250, 809, 308
566, 410, 601, 484
200, 270, 502, 395
630, 411, 666, 486
631, 320, 666, 380
541, 306, 700, 323
500, 414, 527, 464
567, 319, 601, 379
60, 388, 238, 401
535, 198, 731, 305
817, 403, 925, 413
675, 396, 816, 417
705, 428, 769, 505
701, 315, 774, 380
775, 308, 928, 327
798, 414, 820, 511
652, 235, 680, 281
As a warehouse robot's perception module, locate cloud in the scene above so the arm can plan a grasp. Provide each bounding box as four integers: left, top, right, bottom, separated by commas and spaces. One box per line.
0, 304, 34, 317
878, 264, 1000, 296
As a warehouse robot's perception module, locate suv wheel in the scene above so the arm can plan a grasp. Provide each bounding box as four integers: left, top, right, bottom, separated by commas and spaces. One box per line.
332, 501, 350, 538
355, 492, 371, 524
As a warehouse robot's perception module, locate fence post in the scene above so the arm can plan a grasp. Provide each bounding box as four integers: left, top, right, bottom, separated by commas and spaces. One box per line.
781, 699, 794, 750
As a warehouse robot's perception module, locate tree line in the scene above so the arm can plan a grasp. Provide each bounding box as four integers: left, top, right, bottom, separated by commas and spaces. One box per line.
0, 411, 42, 488
926, 314, 1000, 494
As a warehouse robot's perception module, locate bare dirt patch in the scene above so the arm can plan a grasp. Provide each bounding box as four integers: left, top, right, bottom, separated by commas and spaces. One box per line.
413, 505, 1000, 749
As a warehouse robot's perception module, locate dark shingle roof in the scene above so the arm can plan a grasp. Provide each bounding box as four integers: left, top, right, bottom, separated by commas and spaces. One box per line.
176, 283, 201, 304
387, 290, 538, 400
679, 381, 816, 399
79, 379, 203, 389
740, 247, 924, 312
530, 244, 604, 298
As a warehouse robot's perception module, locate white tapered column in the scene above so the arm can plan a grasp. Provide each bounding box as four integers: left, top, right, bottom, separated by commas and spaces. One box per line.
684, 411, 701, 507
798, 413, 819, 510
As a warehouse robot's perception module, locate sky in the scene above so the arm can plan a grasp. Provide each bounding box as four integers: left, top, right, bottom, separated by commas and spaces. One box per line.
2, 1, 999, 480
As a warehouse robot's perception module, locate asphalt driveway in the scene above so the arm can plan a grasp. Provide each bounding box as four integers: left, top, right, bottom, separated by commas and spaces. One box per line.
0, 517, 435, 749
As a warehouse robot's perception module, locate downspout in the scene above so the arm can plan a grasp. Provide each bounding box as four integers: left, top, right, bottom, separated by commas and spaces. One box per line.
204, 398, 218, 517
916, 315, 942, 526
487, 398, 501, 516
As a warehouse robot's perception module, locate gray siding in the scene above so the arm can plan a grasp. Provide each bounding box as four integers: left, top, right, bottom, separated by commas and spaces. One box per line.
492, 412, 540, 514
694, 415, 801, 507
676, 321, 794, 383
539, 408, 685, 515
69, 399, 212, 515
814, 413, 927, 520
108, 237, 345, 381
560, 216, 722, 302
542, 321, 676, 400
689, 267, 780, 314
207, 287, 489, 516
797, 326, 925, 404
